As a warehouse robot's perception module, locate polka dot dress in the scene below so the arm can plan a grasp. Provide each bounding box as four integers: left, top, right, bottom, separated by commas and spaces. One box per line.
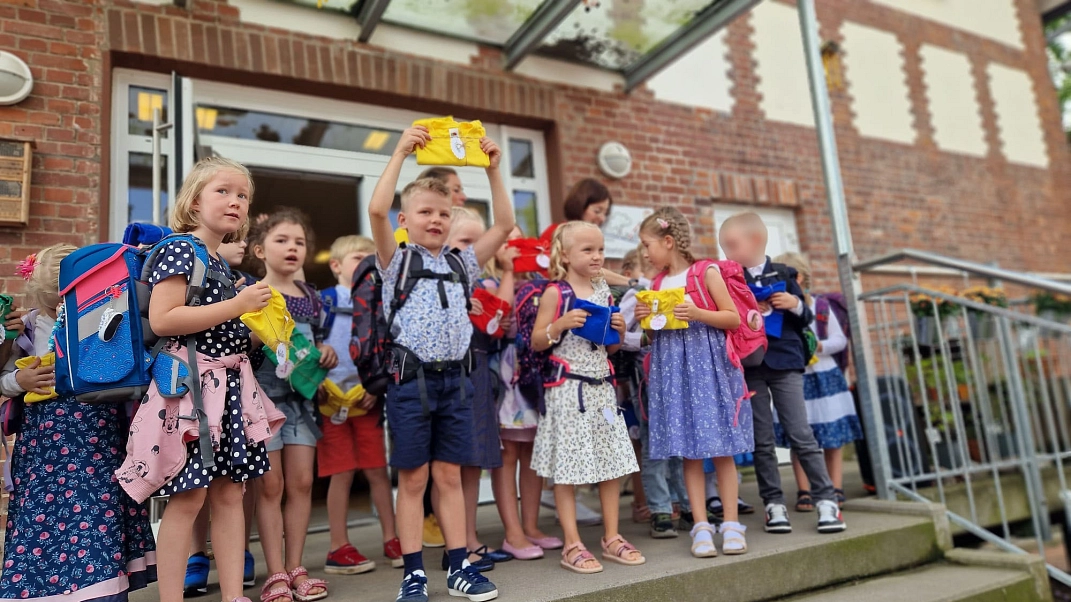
148, 239, 271, 495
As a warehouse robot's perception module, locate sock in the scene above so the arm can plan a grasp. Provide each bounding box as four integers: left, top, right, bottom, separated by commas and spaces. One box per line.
691, 522, 715, 545
403, 552, 424, 576
447, 547, 467, 573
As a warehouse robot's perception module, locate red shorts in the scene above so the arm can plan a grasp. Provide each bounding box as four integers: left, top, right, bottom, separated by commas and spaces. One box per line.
316, 407, 388, 477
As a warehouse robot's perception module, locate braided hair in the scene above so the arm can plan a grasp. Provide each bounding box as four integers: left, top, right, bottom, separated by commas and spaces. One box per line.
548, 220, 603, 281
639, 207, 696, 265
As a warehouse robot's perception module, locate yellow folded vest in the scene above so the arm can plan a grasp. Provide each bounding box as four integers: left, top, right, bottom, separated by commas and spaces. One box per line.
15, 352, 58, 403
240, 287, 295, 357
636, 288, 690, 331
413, 116, 490, 168
320, 379, 368, 420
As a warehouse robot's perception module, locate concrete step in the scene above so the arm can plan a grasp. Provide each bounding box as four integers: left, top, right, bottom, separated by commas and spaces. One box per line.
784, 564, 1038, 602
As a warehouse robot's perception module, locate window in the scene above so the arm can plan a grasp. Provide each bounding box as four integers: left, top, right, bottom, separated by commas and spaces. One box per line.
501, 127, 551, 238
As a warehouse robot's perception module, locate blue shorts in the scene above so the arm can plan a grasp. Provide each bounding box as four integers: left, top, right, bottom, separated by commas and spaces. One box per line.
266, 397, 321, 452
386, 369, 475, 470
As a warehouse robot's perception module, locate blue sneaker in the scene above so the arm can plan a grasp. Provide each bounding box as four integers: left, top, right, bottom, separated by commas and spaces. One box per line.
447, 562, 499, 602
243, 550, 255, 587
183, 553, 210, 597
396, 570, 429, 602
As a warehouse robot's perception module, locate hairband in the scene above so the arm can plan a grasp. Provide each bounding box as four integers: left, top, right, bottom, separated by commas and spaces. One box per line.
656, 218, 669, 229
16, 253, 37, 281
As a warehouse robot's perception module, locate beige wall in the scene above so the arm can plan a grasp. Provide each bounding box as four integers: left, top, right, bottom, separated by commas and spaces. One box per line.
868, 0, 1024, 49
840, 21, 916, 145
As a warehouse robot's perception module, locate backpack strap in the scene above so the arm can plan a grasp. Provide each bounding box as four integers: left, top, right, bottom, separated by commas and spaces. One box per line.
651, 271, 667, 291
292, 281, 325, 344
814, 295, 830, 341
685, 260, 717, 311
182, 334, 215, 470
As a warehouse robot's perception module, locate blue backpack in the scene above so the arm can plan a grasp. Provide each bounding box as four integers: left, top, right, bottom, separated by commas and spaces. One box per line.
54, 234, 224, 403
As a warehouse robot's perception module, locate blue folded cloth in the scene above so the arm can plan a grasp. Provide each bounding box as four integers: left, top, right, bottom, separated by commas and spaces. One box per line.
122, 223, 173, 246
748, 281, 787, 338
571, 299, 621, 347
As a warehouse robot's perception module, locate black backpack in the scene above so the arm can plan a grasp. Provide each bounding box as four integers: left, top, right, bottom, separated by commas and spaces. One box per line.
349, 246, 469, 397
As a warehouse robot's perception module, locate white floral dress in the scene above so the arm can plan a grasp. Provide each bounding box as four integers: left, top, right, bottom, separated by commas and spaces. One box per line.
531, 280, 639, 484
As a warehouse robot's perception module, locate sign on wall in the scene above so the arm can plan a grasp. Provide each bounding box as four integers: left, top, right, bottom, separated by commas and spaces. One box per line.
603, 205, 654, 258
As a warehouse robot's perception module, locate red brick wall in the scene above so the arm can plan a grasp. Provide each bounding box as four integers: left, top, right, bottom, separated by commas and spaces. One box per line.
0, 0, 1068, 299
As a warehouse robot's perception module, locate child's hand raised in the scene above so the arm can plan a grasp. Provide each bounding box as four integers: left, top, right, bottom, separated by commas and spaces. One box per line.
395, 126, 431, 157
481, 137, 502, 170
16, 357, 54, 395
317, 343, 339, 369
634, 301, 652, 322
611, 312, 626, 336
234, 281, 272, 315
556, 309, 589, 331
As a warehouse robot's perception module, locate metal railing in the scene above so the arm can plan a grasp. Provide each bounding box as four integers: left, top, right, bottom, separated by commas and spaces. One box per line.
855, 250, 1071, 585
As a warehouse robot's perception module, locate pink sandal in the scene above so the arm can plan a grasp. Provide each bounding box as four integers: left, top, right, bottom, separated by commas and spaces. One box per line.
288, 567, 328, 602
559, 542, 603, 574
601, 535, 646, 566
260, 572, 293, 602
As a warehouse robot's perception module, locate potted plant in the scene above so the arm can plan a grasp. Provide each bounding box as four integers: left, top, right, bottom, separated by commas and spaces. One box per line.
1032, 292, 1071, 322
960, 286, 1007, 340
909, 288, 957, 345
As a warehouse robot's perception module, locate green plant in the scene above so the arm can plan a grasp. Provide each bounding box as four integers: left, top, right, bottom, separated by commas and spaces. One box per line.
909, 288, 958, 318
961, 286, 1008, 311
1032, 291, 1071, 316
906, 357, 969, 390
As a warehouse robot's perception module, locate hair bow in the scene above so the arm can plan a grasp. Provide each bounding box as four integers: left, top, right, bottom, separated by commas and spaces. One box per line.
656, 218, 669, 229
16, 254, 37, 281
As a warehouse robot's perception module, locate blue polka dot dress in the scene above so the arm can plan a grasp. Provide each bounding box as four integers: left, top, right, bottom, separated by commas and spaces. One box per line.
148, 240, 270, 495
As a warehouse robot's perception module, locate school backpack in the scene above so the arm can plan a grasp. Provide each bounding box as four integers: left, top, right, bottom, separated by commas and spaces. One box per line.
321, 285, 355, 336
54, 234, 226, 403
816, 292, 851, 372
513, 278, 575, 390
652, 259, 767, 369
349, 245, 470, 397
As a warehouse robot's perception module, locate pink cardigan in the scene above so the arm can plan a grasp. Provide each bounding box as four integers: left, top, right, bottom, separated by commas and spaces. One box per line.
117, 348, 285, 503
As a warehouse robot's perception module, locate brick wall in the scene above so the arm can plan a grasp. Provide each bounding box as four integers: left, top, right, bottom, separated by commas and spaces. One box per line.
0, 0, 1068, 298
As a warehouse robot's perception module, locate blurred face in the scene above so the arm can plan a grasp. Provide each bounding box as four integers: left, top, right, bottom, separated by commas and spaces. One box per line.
508, 226, 524, 241
563, 227, 605, 279
639, 232, 676, 272
218, 239, 247, 266
446, 174, 467, 207
582, 199, 611, 226
330, 249, 368, 287
399, 190, 453, 252
448, 218, 485, 250
255, 221, 307, 277
194, 170, 250, 238
719, 226, 764, 266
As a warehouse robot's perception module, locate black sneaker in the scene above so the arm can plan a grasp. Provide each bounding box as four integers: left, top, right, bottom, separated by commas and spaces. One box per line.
679, 510, 720, 533
447, 562, 499, 602
764, 503, 792, 534
650, 513, 678, 539
816, 500, 847, 533
396, 570, 429, 602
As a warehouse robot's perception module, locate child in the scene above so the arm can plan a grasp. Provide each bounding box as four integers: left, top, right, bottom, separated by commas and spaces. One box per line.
185, 235, 259, 596
317, 235, 402, 573
117, 156, 283, 602
419, 166, 468, 207
719, 212, 846, 534
611, 250, 648, 525
0, 244, 158, 600
530, 221, 642, 574
444, 208, 514, 571
618, 246, 690, 539
634, 208, 752, 557
772, 252, 862, 510
493, 226, 564, 558
368, 125, 514, 602
249, 208, 339, 602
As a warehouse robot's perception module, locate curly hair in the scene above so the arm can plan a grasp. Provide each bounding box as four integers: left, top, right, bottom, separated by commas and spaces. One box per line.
548, 220, 604, 281
247, 207, 314, 278
639, 207, 696, 265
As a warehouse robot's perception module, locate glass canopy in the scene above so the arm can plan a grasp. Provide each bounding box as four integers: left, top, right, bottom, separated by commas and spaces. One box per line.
289, 0, 759, 91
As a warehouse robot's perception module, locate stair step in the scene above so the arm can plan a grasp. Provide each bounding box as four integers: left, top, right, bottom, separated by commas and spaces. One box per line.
786, 563, 1039, 602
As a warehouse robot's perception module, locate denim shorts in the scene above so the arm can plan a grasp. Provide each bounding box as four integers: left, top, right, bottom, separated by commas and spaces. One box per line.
385, 368, 475, 470
266, 396, 321, 452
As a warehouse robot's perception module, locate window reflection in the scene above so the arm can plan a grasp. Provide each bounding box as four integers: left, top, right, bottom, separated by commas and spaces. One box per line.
509, 139, 534, 179
128, 153, 168, 225
513, 190, 539, 238
128, 86, 169, 138
197, 105, 401, 156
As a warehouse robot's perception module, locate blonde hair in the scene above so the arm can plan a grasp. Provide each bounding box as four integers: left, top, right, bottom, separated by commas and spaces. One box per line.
171, 157, 254, 244
548, 220, 603, 281
621, 248, 640, 274
25, 243, 77, 310
639, 207, 697, 265
400, 177, 450, 210
330, 235, 375, 262
719, 211, 768, 246
774, 251, 812, 305
450, 206, 484, 227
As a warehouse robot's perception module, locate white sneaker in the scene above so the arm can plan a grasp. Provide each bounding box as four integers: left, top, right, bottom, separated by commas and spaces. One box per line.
764, 503, 792, 533
816, 500, 847, 533
575, 500, 603, 527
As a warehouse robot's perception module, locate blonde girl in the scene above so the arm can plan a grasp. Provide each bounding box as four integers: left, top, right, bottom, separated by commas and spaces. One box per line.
634, 207, 753, 558
117, 156, 281, 602
530, 221, 642, 574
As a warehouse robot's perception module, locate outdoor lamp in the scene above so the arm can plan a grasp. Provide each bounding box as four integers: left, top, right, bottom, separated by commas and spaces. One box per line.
597, 141, 632, 180
0, 51, 33, 106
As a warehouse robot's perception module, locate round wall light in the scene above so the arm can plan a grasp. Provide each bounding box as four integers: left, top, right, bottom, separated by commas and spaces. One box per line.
597, 141, 632, 180
0, 51, 33, 106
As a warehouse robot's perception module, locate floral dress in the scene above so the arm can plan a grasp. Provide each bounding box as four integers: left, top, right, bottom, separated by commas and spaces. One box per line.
531, 279, 638, 484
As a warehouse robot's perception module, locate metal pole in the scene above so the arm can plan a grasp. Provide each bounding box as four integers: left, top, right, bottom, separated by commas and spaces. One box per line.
797, 0, 892, 498
152, 107, 162, 226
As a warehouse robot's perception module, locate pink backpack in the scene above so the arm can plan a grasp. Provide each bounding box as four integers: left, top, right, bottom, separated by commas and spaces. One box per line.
652, 259, 767, 369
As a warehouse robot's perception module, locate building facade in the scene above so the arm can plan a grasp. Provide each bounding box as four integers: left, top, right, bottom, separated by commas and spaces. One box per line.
0, 0, 1068, 292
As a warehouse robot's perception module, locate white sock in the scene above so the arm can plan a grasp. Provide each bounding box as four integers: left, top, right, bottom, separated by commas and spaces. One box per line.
691, 522, 715, 547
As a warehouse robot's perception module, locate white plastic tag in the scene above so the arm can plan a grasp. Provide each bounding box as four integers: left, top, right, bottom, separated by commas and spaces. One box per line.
536, 254, 550, 269
602, 407, 616, 425
486, 310, 503, 335
650, 314, 667, 331
332, 407, 349, 425
275, 343, 288, 366
450, 128, 466, 160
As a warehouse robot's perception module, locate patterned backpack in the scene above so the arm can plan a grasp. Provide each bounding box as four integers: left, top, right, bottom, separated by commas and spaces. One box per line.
513, 278, 576, 389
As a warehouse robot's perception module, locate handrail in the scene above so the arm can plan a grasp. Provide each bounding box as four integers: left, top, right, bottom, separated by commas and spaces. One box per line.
854, 249, 1071, 296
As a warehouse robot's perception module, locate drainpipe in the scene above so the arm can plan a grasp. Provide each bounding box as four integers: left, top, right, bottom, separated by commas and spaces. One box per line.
797, 0, 892, 499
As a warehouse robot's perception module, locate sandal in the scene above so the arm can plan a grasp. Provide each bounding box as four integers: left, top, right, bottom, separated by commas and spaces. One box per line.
559, 542, 603, 574
288, 567, 328, 602
631, 502, 651, 523
834, 488, 847, 508
795, 490, 815, 513
720, 521, 748, 555
690, 523, 718, 558
600, 535, 645, 566
260, 572, 293, 602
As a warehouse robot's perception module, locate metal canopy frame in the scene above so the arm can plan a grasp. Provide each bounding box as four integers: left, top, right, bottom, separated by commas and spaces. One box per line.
503, 0, 583, 71
355, 0, 392, 44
